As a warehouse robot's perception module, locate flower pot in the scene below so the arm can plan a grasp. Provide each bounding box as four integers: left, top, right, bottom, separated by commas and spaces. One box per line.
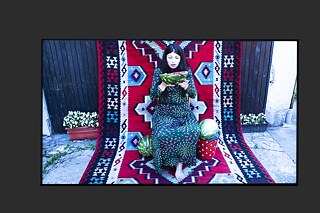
196, 138, 218, 160
241, 124, 268, 133
66, 127, 98, 140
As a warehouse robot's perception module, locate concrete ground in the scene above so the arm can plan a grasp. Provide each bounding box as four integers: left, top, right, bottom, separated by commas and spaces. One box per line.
42, 101, 297, 184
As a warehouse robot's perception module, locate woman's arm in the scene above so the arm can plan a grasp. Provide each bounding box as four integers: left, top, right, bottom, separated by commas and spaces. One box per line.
149, 68, 163, 101
185, 69, 197, 99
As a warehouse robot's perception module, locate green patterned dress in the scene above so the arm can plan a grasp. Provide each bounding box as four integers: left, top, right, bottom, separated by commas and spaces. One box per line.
150, 67, 200, 174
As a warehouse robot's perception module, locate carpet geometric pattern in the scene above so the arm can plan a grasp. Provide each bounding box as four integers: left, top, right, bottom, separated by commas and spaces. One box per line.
79, 40, 275, 184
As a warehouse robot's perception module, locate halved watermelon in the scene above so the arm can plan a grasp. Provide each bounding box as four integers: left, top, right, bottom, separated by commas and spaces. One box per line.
160, 71, 188, 84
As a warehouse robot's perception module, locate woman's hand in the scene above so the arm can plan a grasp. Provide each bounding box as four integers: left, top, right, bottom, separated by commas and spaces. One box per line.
159, 81, 174, 91
178, 79, 189, 90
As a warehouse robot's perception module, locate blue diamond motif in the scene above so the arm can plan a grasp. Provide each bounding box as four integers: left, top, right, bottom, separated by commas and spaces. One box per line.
194, 62, 214, 85
128, 66, 147, 86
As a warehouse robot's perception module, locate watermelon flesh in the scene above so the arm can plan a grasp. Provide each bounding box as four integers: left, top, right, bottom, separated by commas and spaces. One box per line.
160, 71, 188, 84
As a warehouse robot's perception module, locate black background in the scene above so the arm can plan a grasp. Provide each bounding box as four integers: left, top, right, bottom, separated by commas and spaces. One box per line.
2, 0, 315, 212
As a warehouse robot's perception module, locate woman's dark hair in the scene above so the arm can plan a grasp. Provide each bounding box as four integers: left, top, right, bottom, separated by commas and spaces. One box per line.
159, 43, 190, 98
160, 43, 190, 73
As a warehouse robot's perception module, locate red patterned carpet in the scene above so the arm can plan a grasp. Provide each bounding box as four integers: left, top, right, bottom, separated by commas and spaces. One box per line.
79, 40, 275, 184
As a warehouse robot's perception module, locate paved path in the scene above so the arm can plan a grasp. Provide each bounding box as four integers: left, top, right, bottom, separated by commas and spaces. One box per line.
243, 125, 296, 183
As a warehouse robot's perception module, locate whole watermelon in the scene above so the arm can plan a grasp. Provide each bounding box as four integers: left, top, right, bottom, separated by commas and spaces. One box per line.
160, 71, 188, 84
199, 119, 220, 140
137, 135, 153, 157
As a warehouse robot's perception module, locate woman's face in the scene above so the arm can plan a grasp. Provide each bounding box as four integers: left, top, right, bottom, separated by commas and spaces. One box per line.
166, 52, 181, 69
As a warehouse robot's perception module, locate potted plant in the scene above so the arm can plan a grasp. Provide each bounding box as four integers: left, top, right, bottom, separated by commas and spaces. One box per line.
240, 112, 268, 133
63, 111, 99, 140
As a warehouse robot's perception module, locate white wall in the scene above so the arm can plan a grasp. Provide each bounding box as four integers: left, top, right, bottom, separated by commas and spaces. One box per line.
265, 41, 297, 126
42, 90, 52, 136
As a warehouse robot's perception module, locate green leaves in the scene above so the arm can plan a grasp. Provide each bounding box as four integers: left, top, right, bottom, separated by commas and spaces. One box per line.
63, 111, 98, 128
240, 113, 267, 125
